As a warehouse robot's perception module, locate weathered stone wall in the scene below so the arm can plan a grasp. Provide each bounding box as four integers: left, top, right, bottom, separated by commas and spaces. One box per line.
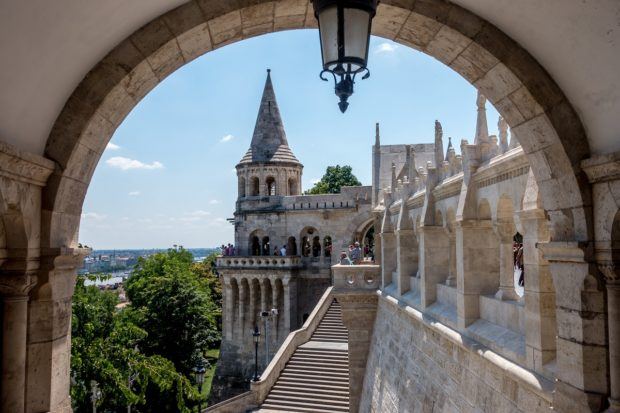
296, 276, 331, 326
360, 294, 553, 413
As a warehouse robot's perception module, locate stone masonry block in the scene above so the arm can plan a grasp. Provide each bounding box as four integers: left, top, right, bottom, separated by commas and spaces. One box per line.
274, 14, 306, 31
120, 59, 158, 102
145, 39, 185, 80
474, 62, 522, 105
397, 12, 443, 50
445, 4, 484, 39
241, 2, 275, 27
243, 22, 273, 38
96, 83, 136, 128
275, 0, 307, 17
449, 54, 485, 84
208, 11, 243, 47
176, 22, 213, 62
130, 19, 175, 58
412, 0, 451, 25
511, 114, 558, 155
162, 1, 206, 36
425, 25, 472, 65
372, 4, 410, 39
77, 111, 115, 155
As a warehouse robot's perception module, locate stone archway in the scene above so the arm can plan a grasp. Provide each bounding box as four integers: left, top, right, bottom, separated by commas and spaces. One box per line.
33, 0, 596, 411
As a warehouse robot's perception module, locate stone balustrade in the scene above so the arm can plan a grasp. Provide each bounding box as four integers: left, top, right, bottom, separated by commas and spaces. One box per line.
332, 264, 381, 292
216, 255, 301, 269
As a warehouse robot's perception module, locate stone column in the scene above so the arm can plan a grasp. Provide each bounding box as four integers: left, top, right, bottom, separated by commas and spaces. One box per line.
238, 280, 247, 340
380, 231, 396, 288
606, 280, 620, 412
456, 220, 499, 329
445, 232, 457, 286
336, 293, 378, 413
494, 221, 520, 301
519, 208, 555, 374
223, 278, 234, 341
540, 242, 608, 412
395, 228, 417, 295
1, 271, 36, 413
419, 225, 449, 308
599, 262, 620, 412
26, 248, 87, 413
282, 278, 297, 332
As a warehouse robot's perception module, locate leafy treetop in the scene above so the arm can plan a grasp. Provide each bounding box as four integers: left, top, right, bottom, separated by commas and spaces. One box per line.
305, 165, 362, 195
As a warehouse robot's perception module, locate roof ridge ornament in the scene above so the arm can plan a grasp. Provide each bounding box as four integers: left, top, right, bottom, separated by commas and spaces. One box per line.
313, 0, 378, 113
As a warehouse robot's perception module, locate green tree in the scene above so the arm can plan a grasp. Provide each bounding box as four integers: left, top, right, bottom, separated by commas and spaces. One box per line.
125, 248, 221, 376
305, 165, 362, 194
71, 274, 199, 412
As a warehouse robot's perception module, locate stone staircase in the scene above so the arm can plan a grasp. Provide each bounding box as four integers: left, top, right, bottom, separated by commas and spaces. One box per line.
254, 299, 349, 412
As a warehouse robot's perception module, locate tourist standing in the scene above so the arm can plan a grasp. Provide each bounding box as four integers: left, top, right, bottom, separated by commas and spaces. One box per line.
339, 251, 352, 265
280, 245, 287, 256
350, 242, 362, 264
274, 246, 280, 256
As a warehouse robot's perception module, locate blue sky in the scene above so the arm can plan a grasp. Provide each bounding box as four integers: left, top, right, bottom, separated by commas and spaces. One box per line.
79, 30, 499, 249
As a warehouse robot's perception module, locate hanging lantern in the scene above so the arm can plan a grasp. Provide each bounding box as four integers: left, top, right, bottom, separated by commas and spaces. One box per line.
313, 0, 378, 112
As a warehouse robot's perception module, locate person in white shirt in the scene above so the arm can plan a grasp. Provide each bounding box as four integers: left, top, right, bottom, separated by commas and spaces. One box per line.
280, 245, 287, 256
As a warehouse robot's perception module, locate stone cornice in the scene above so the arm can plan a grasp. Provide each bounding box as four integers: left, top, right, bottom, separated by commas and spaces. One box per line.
405, 191, 425, 210
0, 139, 55, 186
0, 270, 37, 297
433, 174, 463, 202
581, 151, 620, 183
538, 241, 593, 263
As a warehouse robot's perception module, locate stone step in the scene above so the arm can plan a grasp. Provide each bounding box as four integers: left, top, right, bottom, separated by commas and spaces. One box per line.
294, 349, 348, 357
272, 383, 350, 396
263, 396, 349, 413
310, 337, 348, 343
275, 375, 349, 388
260, 402, 348, 413
284, 366, 349, 376
265, 392, 349, 407
286, 362, 349, 374
288, 357, 348, 367
280, 371, 349, 383
268, 389, 350, 403
290, 354, 348, 363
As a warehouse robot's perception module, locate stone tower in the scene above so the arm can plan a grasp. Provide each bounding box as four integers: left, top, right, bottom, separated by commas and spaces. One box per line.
236, 69, 303, 199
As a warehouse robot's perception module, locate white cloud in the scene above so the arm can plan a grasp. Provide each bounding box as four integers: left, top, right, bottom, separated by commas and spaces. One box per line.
189, 210, 211, 217
106, 142, 121, 151
128, 191, 141, 196
81, 212, 107, 221
374, 42, 398, 54
106, 156, 163, 171
209, 199, 221, 205
220, 134, 234, 143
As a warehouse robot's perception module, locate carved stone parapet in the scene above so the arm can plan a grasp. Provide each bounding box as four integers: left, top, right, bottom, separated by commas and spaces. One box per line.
331, 264, 381, 293
538, 241, 594, 263
0, 139, 55, 186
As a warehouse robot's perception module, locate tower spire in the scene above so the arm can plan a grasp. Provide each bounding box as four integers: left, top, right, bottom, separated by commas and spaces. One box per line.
475, 90, 489, 145
434, 120, 444, 169
238, 69, 300, 165
375, 122, 380, 147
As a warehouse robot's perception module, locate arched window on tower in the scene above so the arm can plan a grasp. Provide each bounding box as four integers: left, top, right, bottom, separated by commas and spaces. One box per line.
250, 177, 260, 196
250, 235, 260, 256
239, 177, 246, 198
262, 236, 270, 256
287, 236, 297, 256
323, 236, 332, 257
312, 236, 321, 257
266, 176, 276, 196
288, 177, 298, 195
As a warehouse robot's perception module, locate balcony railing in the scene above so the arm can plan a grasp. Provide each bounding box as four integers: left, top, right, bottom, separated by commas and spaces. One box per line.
215, 255, 301, 269
331, 263, 381, 292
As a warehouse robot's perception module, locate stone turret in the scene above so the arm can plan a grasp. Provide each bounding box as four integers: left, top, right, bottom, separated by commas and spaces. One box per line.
236, 70, 303, 198
498, 116, 509, 153
372, 123, 381, 207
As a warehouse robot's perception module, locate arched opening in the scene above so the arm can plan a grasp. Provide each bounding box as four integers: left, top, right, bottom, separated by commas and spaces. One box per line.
323, 236, 332, 257
250, 235, 261, 256
287, 236, 297, 256
23, 1, 599, 409
300, 227, 318, 258
495, 195, 519, 301
250, 177, 260, 196
312, 235, 321, 257
239, 176, 246, 198
261, 236, 270, 256
362, 224, 375, 261
288, 177, 298, 195
266, 176, 276, 196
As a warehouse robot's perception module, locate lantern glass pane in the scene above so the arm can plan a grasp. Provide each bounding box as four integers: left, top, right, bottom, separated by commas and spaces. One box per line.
318, 6, 339, 69
343, 7, 370, 68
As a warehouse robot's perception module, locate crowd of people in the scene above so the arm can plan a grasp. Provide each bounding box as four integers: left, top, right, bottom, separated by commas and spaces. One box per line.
221, 243, 236, 256
514, 241, 524, 287
338, 242, 365, 265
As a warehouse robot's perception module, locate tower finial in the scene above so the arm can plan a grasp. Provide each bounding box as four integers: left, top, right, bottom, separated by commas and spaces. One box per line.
375, 122, 380, 146
434, 120, 444, 169
474, 90, 489, 145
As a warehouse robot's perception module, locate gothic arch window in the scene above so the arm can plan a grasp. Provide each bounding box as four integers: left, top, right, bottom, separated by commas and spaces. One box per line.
250, 177, 260, 196
262, 236, 270, 256
288, 177, 298, 195
312, 236, 321, 257
239, 177, 246, 198
323, 236, 332, 257
250, 235, 260, 256
287, 236, 297, 256
266, 176, 276, 196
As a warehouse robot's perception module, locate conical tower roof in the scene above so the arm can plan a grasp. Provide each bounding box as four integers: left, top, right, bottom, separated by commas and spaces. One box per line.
238, 70, 300, 165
